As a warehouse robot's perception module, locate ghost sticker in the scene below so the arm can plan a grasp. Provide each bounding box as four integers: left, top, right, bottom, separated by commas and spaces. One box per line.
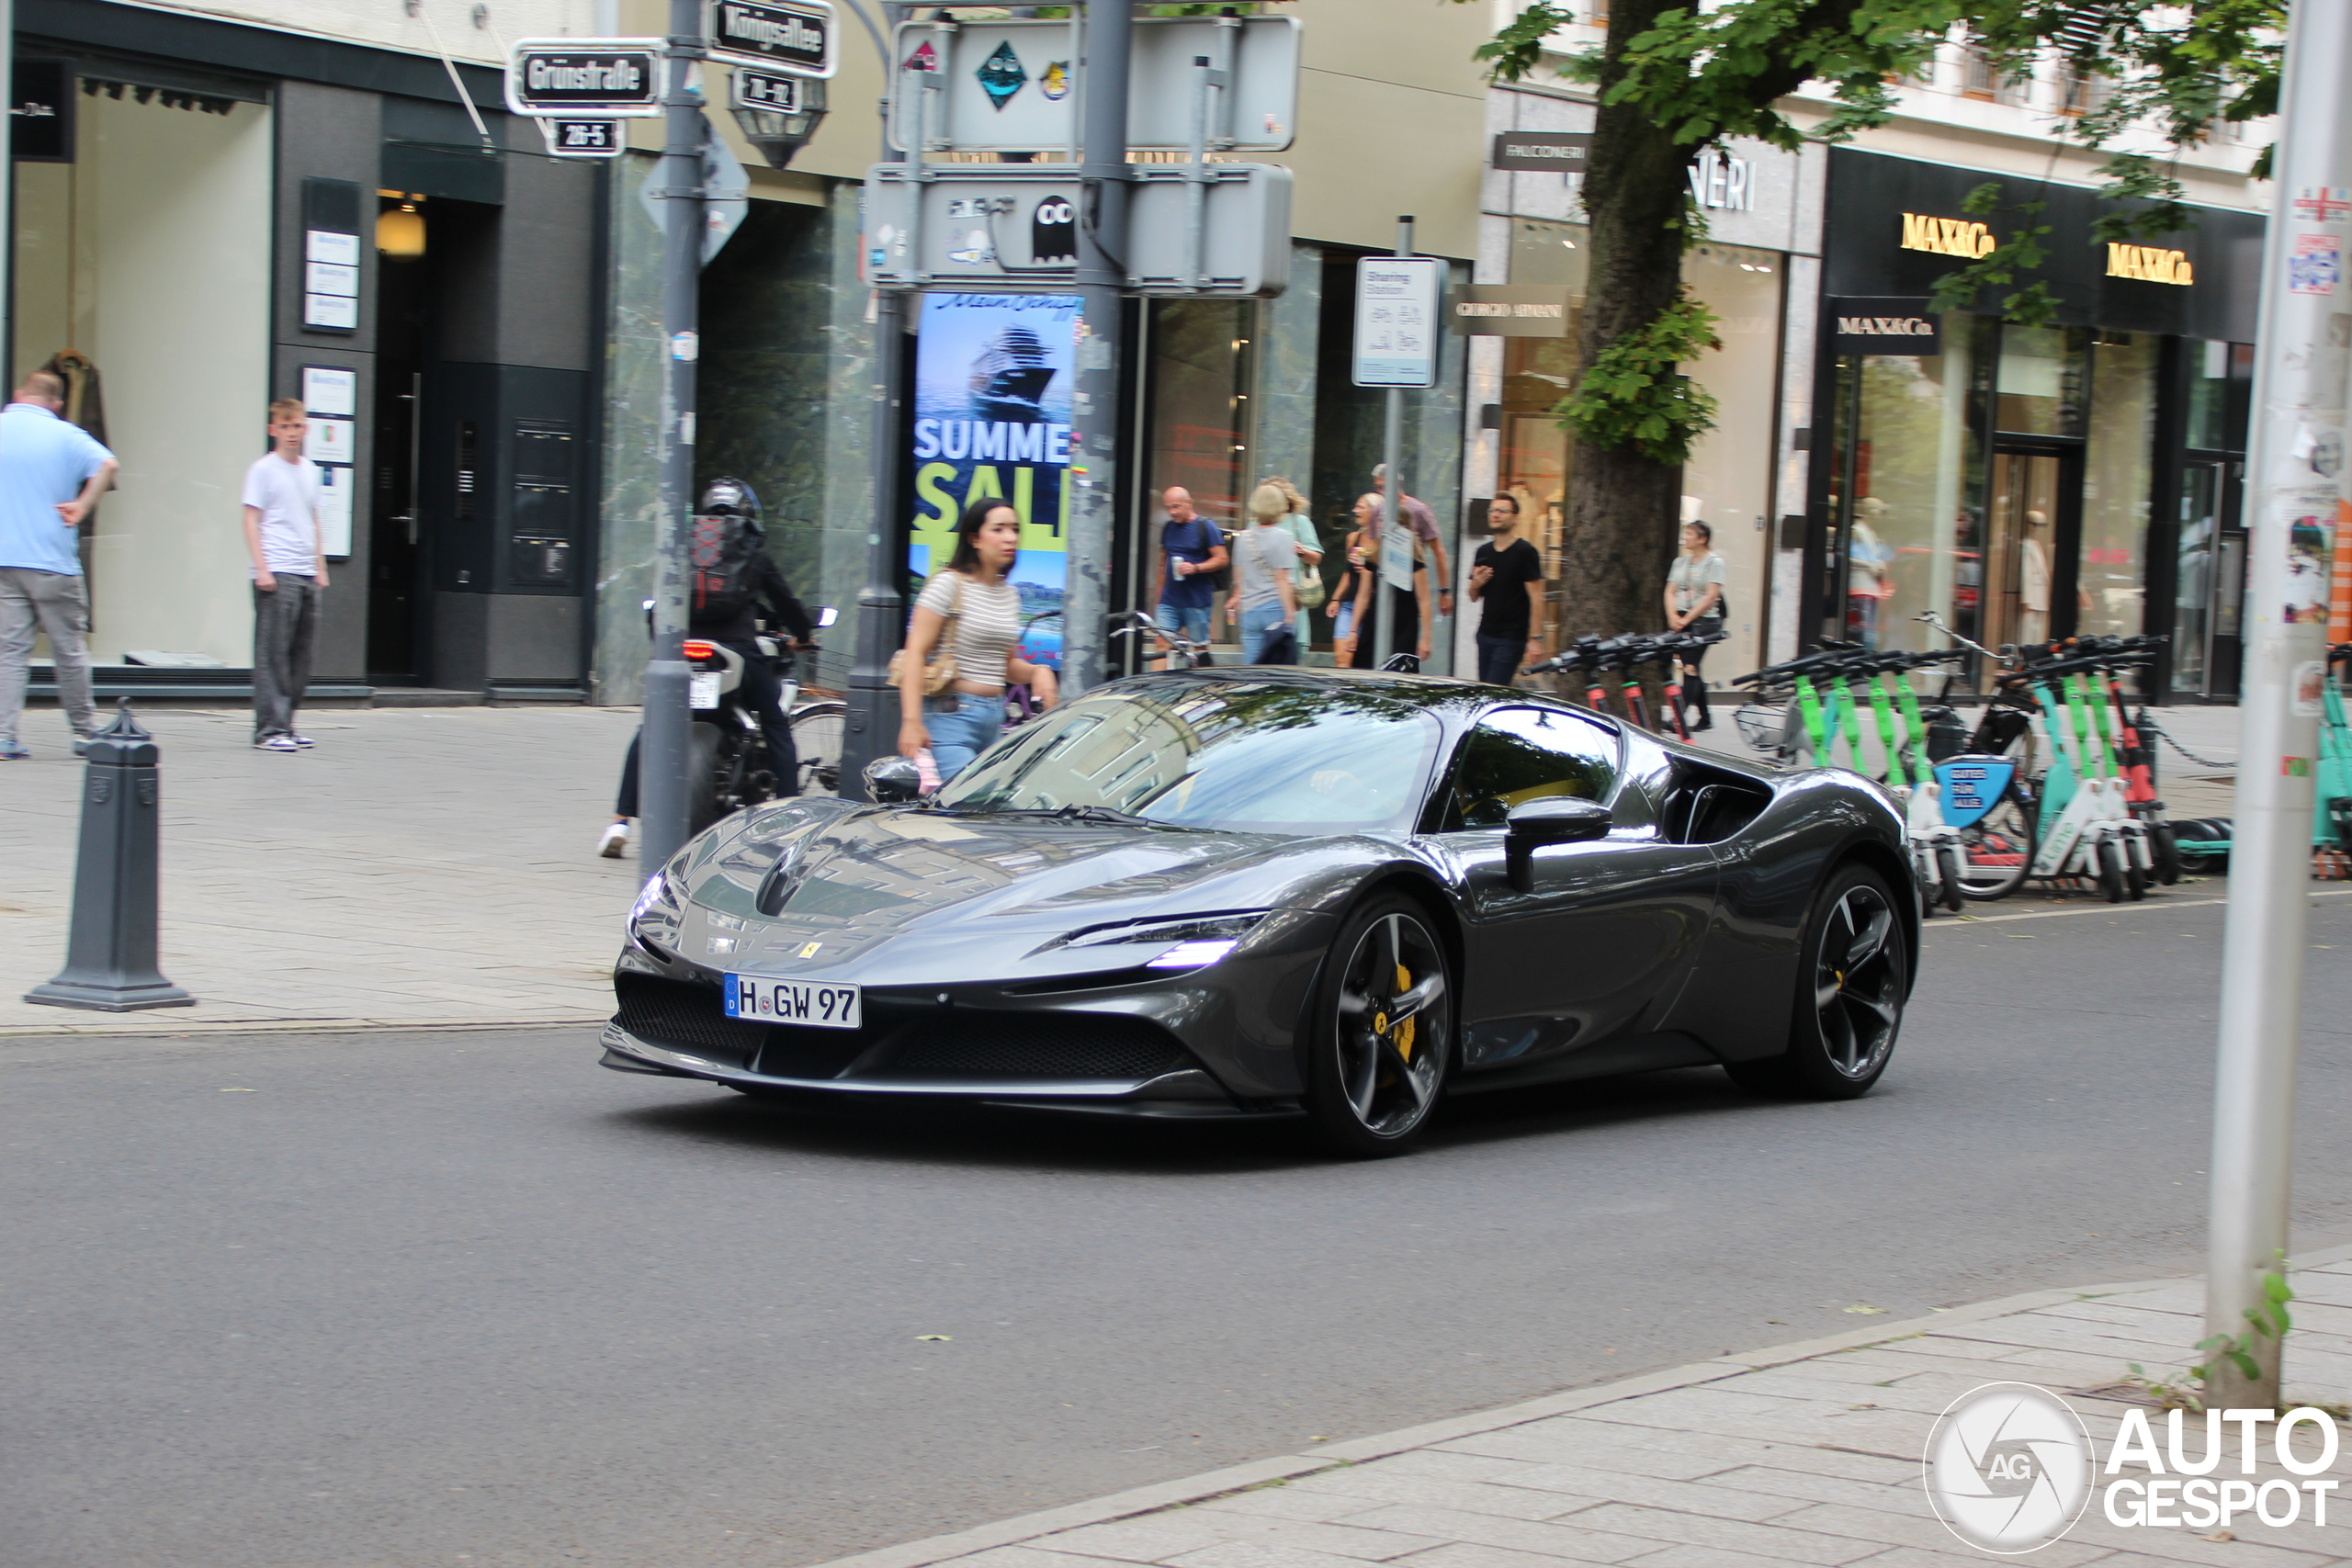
1040, 61, 1071, 101
976, 41, 1027, 109
1031, 197, 1077, 265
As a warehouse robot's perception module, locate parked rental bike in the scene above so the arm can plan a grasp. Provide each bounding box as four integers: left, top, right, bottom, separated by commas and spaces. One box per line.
1521, 626, 1725, 739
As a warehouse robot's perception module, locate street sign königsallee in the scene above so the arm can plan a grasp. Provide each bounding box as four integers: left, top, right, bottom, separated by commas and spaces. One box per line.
862, 164, 1292, 297
504, 39, 662, 117
707, 0, 836, 77
888, 16, 1299, 153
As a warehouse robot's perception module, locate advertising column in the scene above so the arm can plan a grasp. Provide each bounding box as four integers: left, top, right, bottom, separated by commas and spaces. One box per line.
908, 293, 1079, 668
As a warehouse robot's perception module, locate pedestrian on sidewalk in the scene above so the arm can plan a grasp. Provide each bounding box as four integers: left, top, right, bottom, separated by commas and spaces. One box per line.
1663, 520, 1726, 733
0, 371, 118, 761
1469, 489, 1544, 687
1371, 462, 1453, 630
1346, 493, 1432, 667
243, 398, 327, 753
1262, 476, 1325, 655
1148, 486, 1225, 668
1232, 484, 1302, 664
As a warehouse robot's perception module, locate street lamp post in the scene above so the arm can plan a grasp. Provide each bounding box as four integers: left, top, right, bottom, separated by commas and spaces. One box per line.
1062, 0, 1133, 700
638, 0, 709, 870
2200, 0, 2352, 1410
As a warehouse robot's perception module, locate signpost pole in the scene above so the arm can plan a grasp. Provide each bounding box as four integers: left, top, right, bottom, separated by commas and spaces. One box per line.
639, 0, 709, 871
842, 2, 910, 800
1374, 215, 1414, 670
2201, 0, 2352, 1411
1062, 0, 1132, 698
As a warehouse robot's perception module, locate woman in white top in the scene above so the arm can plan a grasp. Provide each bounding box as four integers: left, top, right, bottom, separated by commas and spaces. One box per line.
1663, 520, 1726, 733
898, 499, 1058, 781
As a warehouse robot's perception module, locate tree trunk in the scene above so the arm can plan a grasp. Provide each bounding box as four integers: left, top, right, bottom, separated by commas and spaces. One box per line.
1561, 0, 1691, 646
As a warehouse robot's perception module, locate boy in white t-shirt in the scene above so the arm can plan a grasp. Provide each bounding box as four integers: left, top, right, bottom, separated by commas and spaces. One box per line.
243, 398, 328, 751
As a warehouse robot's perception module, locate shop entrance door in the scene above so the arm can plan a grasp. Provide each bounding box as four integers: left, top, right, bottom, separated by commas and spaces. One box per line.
2169, 458, 2246, 699
1982, 446, 2079, 671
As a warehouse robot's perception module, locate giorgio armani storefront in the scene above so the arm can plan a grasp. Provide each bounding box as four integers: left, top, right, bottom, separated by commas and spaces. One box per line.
1806, 150, 2264, 700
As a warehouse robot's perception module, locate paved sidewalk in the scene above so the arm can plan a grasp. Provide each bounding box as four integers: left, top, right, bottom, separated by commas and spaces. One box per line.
0, 705, 645, 1032
820, 1248, 2352, 1568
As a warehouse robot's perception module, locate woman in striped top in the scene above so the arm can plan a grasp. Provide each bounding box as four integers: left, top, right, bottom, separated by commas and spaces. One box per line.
898, 499, 1058, 781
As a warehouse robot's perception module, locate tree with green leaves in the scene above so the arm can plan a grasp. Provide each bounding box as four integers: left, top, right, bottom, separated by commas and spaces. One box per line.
1456, 0, 2281, 650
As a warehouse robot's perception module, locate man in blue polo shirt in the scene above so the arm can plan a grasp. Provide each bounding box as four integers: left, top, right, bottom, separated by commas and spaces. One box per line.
0, 371, 118, 760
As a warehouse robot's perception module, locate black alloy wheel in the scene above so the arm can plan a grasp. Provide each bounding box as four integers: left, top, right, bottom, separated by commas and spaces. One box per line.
1306, 897, 1452, 1156
1727, 864, 1906, 1100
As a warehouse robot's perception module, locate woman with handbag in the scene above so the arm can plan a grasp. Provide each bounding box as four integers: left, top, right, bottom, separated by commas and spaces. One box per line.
896, 499, 1058, 781
1233, 483, 1302, 663
1265, 476, 1326, 653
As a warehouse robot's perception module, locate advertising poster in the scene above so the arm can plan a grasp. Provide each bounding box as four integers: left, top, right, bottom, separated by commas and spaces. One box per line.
910, 292, 1079, 663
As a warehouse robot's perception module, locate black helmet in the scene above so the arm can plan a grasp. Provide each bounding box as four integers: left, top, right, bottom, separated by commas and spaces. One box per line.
699, 477, 764, 538
862, 753, 926, 804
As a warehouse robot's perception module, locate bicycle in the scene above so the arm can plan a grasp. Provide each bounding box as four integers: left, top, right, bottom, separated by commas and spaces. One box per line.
1110, 609, 1212, 672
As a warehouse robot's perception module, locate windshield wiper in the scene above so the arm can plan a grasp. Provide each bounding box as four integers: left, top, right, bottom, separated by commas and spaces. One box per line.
943, 803, 1154, 827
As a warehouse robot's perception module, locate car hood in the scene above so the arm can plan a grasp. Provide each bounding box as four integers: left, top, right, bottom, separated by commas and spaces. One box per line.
686, 799, 1351, 938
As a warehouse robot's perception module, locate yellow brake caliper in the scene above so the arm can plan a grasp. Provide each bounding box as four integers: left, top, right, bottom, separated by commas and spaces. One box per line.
1393, 964, 1415, 1059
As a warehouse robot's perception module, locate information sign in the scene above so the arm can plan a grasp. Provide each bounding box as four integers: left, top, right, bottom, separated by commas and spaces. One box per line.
887, 16, 1299, 154
504, 39, 662, 118
540, 118, 626, 158
1352, 256, 1442, 388
707, 0, 836, 77
731, 68, 811, 111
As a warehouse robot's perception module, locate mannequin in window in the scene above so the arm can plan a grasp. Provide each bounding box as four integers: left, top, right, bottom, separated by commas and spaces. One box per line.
2018, 508, 2052, 649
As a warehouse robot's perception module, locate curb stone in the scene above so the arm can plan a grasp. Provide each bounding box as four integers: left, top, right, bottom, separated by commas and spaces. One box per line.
803, 1239, 2352, 1568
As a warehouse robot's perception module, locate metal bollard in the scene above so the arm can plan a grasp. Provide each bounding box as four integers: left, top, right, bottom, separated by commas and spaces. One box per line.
24, 700, 195, 1011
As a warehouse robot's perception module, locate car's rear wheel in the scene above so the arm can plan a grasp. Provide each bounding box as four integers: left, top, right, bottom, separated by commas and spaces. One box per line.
1726, 863, 1906, 1100
1306, 897, 1451, 1157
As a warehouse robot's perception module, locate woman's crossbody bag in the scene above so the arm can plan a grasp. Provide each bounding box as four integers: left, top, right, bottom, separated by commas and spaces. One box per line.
887, 573, 964, 696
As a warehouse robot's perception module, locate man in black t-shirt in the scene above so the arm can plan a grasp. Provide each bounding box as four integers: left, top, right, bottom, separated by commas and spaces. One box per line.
1468, 491, 1544, 687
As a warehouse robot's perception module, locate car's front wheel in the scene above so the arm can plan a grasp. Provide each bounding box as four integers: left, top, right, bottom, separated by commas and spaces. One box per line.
1306, 896, 1452, 1157
1727, 863, 1907, 1100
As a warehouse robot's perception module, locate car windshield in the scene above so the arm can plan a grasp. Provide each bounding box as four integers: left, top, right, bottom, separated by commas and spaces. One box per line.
933, 676, 1443, 835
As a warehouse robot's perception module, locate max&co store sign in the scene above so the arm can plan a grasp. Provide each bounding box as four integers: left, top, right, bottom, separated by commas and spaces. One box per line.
1830, 297, 1941, 355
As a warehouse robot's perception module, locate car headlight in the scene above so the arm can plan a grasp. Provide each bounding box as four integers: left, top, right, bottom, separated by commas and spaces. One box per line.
1059, 911, 1268, 970
627, 863, 686, 944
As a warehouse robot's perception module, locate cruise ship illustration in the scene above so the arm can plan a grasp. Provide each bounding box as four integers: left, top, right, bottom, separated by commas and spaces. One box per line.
967, 327, 1057, 423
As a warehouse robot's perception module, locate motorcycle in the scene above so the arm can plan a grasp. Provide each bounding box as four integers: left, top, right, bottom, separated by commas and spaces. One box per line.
682, 605, 842, 831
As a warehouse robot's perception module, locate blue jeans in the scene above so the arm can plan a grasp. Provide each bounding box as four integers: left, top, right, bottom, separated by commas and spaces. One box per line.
1476, 634, 1526, 688
1239, 601, 1291, 663
927, 692, 1005, 781
1155, 601, 1211, 653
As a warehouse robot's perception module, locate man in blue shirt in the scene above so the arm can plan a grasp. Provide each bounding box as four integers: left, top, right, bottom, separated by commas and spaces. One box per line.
1147, 486, 1226, 669
0, 371, 118, 759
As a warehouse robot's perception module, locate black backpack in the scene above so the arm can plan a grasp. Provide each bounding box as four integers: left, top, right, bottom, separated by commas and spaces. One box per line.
689, 513, 760, 622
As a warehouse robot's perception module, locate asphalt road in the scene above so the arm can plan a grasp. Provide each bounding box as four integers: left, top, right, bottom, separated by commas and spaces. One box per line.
6, 890, 2352, 1568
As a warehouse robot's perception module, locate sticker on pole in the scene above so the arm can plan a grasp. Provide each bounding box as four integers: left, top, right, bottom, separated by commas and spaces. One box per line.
1352, 256, 1442, 388
2290, 232, 2341, 296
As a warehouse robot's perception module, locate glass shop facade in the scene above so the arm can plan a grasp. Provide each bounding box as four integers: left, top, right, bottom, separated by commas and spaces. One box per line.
1806, 150, 2264, 700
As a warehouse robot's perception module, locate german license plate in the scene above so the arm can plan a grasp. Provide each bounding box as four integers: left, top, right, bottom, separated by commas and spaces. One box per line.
689, 671, 721, 709
724, 973, 861, 1030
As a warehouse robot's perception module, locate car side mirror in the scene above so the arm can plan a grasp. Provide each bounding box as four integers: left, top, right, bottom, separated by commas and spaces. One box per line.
863, 754, 924, 805
1503, 796, 1611, 892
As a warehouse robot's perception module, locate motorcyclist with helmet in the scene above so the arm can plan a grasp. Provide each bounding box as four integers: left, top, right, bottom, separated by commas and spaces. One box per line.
600, 478, 815, 857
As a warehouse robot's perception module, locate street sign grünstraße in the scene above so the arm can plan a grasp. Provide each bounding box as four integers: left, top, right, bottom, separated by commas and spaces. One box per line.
503, 39, 663, 118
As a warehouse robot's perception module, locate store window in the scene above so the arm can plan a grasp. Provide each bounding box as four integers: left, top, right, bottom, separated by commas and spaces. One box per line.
1995, 324, 2088, 436
1497, 219, 1588, 660
1499, 221, 1783, 672
1829, 314, 1994, 655
1679, 242, 1783, 680
1143, 299, 1258, 527
2078, 333, 2159, 638
11, 77, 273, 665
